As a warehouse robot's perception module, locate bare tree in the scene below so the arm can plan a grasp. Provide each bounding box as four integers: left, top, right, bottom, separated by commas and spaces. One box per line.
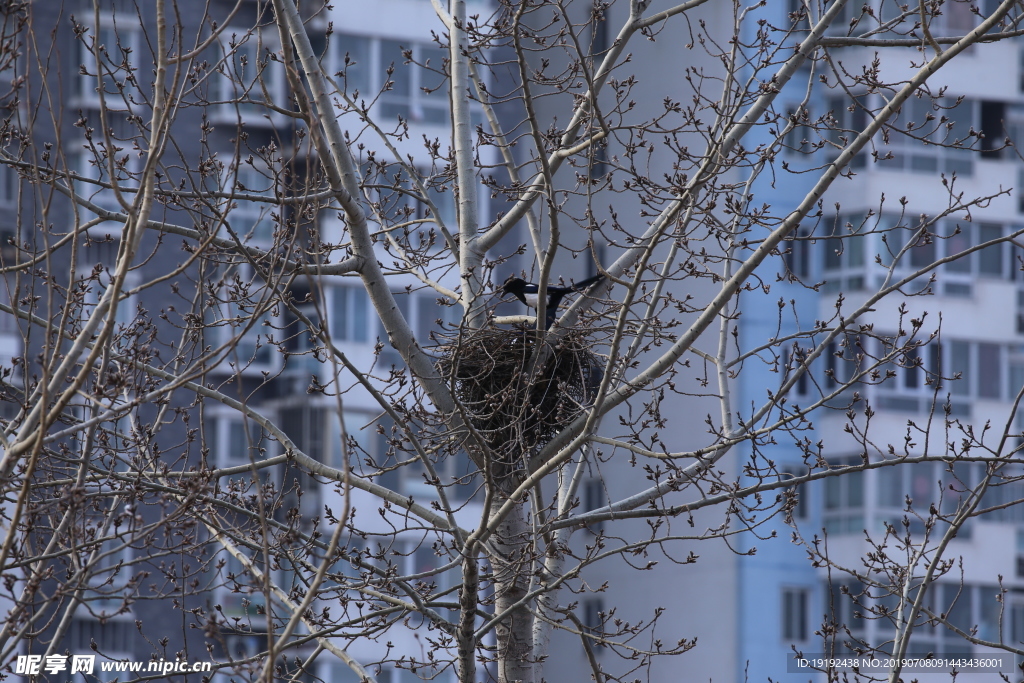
2, 0, 1024, 681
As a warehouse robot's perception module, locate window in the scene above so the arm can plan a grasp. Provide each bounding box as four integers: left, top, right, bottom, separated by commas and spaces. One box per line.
876, 461, 976, 539
980, 101, 1007, 159
1010, 353, 1024, 406
331, 33, 372, 98
280, 405, 325, 516
416, 292, 461, 344
93, 413, 134, 473
210, 265, 275, 369
875, 337, 943, 412
825, 96, 867, 168
786, 0, 808, 28
396, 439, 467, 501
331, 411, 375, 470
824, 213, 1016, 296
582, 598, 605, 648
586, 6, 609, 63
218, 416, 267, 468
987, 102, 1024, 162
825, 578, 866, 654
874, 337, 974, 415
977, 342, 1003, 399
324, 663, 364, 683
77, 21, 140, 110
217, 551, 268, 619
981, 463, 1024, 523
1019, 170, 1024, 215
821, 214, 867, 292
379, 290, 460, 359
87, 533, 132, 592
66, 618, 134, 659
782, 588, 810, 641
782, 225, 812, 280
418, 180, 457, 238
588, 140, 609, 180
938, 220, 1014, 295
329, 33, 453, 126
1017, 530, 1024, 577
224, 165, 276, 245
331, 285, 371, 343
586, 6, 610, 179
0, 219, 16, 268
362, 414, 474, 501
371, 164, 456, 245
1020, 47, 1024, 93
224, 633, 264, 662
0, 161, 17, 206
73, 112, 140, 214
281, 407, 325, 460
215, 31, 285, 122
930, 0, 981, 33
945, 219, 1009, 287
379, 40, 448, 125
583, 478, 605, 533
217, 297, 274, 367
876, 0, 976, 32
824, 337, 865, 392
587, 243, 607, 280
823, 456, 864, 534
75, 508, 135, 619
781, 464, 809, 520
76, 236, 137, 331
975, 222, 1005, 276
409, 540, 457, 601
784, 107, 815, 157
781, 346, 810, 398
0, 307, 18, 335
1011, 598, 1024, 673
876, 97, 976, 176
876, 584, 999, 657
821, 0, 864, 36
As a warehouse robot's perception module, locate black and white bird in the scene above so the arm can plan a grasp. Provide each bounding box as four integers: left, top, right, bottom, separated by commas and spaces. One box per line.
502, 273, 605, 329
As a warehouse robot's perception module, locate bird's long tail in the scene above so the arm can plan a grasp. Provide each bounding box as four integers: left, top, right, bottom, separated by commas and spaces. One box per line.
571, 273, 605, 291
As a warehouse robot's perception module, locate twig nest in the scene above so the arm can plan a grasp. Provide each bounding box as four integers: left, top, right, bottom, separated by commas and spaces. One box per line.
436, 326, 603, 474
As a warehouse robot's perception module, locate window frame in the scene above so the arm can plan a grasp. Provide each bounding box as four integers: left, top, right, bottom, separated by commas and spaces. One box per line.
822, 456, 865, 535
820, 213, 869, 293
214, 30, 286, 124
73, 112, 142, 214
781, 587, 811, 642
825, 94, 868, 169
330, 284, 372, 344
208, 262, 278, 371
875, 97, 978, 176
222, 163, 278, 246
329, 32, 455, 128
75, 231, 138, 331
783, 106, 816, 158
0, 161, 18, 206
378, 39, 449, 126
76, 19, 142, 111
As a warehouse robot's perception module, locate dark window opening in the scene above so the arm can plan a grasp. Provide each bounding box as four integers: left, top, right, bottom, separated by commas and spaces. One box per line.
980, 100, 1006, 159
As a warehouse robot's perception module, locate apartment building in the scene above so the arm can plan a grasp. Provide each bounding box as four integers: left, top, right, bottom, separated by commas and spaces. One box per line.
527, 2, 1024, 682
732, 5, 1024, 681
9, 0, 1024, 681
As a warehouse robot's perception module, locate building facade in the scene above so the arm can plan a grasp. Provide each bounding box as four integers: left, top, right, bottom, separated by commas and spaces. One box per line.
6, 0, 1024, 682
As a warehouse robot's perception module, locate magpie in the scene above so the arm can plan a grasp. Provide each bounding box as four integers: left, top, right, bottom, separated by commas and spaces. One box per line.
502, 273, 605, 329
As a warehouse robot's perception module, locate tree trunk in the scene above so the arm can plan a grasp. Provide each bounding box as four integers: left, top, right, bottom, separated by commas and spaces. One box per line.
489, 497, 535, 683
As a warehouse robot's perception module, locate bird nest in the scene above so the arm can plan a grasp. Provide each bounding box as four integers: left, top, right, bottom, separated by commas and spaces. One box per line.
436, 326, 603, 478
